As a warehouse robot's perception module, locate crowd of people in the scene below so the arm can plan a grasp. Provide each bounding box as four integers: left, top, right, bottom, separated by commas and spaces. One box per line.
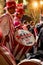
0, 0, 43, 65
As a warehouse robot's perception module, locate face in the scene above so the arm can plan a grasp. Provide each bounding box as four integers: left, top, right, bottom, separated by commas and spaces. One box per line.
7, 7, 15, 14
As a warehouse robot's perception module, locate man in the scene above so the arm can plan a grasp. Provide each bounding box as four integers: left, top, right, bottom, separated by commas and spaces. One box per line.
0, 0, 16, 52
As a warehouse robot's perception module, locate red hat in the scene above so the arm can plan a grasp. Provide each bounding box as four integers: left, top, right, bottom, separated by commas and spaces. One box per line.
4, 0, 16, 9
15, 3, 24, 15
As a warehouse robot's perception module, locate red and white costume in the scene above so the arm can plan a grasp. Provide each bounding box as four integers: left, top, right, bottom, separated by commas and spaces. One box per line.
0, 29, 16, 65
0, 0, 16, 52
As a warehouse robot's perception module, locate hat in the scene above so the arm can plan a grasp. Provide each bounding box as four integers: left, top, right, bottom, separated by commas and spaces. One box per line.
4, 0, 16, 9
15, 3, 24, 15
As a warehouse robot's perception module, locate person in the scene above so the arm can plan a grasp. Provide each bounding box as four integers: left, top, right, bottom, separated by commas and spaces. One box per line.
0, 28, 16, 65
36, 23, 43, 35
14, 3, 29, 30
13, 3, 26, 30
37, 27, 43, 50
15, 3, 25, 21
33, 27, 43, 60
0, 0, 16, 52
13, 12, 23, 31
26, 21, 37, 54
